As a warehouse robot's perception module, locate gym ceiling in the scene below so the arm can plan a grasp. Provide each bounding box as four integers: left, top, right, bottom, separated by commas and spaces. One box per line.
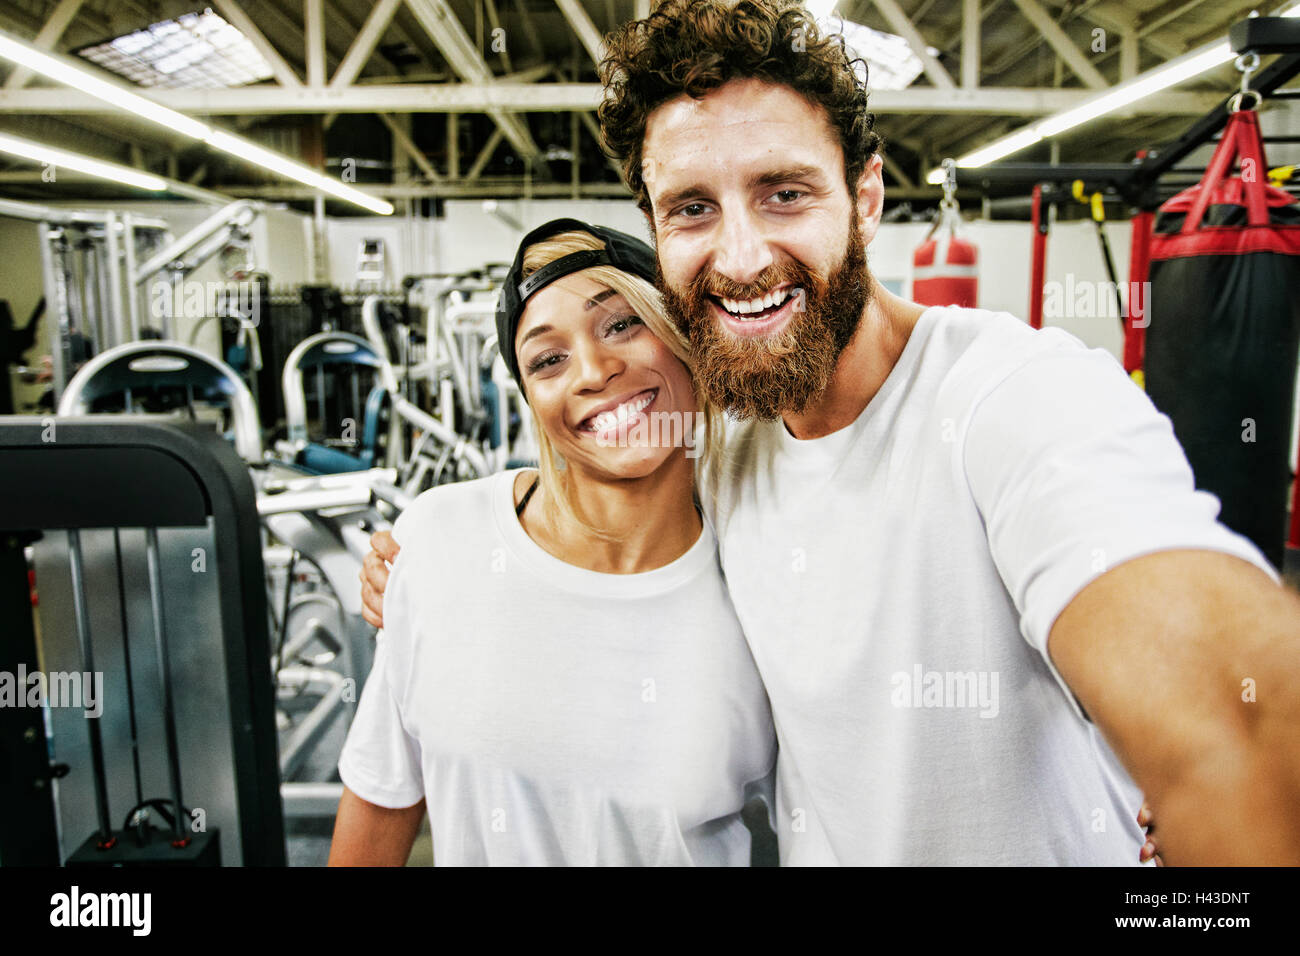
0, 0, 1279, 212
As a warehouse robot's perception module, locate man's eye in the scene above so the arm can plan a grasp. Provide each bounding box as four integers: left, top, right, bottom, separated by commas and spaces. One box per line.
773, 189, 803, 203
679, 202, 709, 218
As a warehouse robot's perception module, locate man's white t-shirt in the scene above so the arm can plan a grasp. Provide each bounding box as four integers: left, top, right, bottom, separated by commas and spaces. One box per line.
703, 305, 1275, 866
339, 469, 776, 866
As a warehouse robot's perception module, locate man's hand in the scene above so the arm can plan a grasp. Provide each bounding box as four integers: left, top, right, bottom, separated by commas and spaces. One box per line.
359, 529, 401, 629
1049, 549, 1300, 864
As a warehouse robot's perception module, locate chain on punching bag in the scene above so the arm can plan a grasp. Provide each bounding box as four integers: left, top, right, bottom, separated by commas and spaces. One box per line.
913, 160, 979, 310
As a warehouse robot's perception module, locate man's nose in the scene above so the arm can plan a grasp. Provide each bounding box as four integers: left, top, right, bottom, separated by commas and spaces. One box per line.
711, 205, 774, 288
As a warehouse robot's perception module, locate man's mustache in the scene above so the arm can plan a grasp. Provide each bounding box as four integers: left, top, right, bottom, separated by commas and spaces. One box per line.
688, 265, 815, 302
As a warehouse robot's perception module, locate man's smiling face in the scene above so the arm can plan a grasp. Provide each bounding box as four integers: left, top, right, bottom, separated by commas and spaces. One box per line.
642, 77, 875, 420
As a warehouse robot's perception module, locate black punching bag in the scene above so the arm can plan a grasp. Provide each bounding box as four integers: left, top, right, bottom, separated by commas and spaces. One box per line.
1145, 107, 1300, 569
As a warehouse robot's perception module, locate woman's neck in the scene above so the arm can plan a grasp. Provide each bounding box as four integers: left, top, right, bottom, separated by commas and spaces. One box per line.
518, 455, 701, 574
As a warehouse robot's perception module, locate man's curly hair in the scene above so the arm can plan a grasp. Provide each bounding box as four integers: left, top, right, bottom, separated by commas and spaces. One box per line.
598, 0, 884, 217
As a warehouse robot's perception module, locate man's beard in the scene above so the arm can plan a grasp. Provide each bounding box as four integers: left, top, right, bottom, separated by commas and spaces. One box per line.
656, 216, 871, 421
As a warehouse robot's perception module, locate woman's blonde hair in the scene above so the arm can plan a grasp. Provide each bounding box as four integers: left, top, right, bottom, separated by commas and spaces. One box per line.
517, 228, 723, 539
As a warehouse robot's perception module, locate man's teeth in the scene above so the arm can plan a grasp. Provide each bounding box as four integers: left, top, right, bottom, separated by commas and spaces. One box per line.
589, 391, 654, 431
720, 289, 792, 318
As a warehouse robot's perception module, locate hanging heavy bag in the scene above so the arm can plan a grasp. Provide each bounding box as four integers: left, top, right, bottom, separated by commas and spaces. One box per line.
1144, 105, 1300, 569
913, 199, 979, 309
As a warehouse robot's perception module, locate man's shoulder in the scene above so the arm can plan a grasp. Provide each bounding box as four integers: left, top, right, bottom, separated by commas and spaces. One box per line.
924, 305, 1082, 365
922, 306, 1095, 414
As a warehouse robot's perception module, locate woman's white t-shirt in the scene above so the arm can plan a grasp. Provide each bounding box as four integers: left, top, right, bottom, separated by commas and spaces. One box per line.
339, 468, 776, 865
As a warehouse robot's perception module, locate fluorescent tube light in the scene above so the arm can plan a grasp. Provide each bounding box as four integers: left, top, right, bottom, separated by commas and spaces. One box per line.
0, 27, 392, 214
0, 132, 167, 191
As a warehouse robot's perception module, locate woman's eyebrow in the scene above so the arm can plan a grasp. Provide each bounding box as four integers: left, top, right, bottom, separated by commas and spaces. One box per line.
518, 323, 553, 347
584, 288, 620, 310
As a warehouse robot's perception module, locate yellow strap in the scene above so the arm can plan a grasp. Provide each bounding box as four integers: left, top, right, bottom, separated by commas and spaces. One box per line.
1130, 368, 1145, 391
1071, 179, 1106, 221
1268, 164, 1296, 187
1090, 191, 1105, 222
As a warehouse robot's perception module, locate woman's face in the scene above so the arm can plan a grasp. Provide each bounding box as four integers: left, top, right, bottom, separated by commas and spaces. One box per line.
514, 272, 698, 481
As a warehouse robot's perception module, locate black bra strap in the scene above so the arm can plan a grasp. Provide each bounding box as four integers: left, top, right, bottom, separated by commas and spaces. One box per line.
515, 476, 540, 518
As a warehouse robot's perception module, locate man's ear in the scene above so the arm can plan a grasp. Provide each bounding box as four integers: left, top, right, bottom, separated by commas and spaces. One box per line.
854, 154, 885, 247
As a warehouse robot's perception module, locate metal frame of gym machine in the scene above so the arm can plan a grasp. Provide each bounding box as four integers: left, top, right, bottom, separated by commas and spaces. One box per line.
0, 416, 285, 866
0, 196, 171, 402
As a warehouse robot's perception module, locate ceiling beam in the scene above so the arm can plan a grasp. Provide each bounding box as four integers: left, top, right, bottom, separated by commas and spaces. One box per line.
1087, 2, 1182, 62
961, 0, 979, 89
403, 0, 540, 161
331, 0, 403, 88
555, 0, 606, 67
4, 0, 83, 90
1008, 0, 1108, 89
210, 0, 303, 87
175, 180, 957, 202
0, 85, 1219, 115
484, 0, 513, 74
871, 0, 956, 89
209, 180, 634, 199
578, 110, 624, 178
881, 150, 915, 188
305, 0, 326, 87
378, 112, 442, 181
465, 128, 506, 180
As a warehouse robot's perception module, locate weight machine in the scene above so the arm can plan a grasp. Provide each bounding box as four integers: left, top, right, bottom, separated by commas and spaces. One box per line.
0, 417, 285, 865
0, 197, 171, 403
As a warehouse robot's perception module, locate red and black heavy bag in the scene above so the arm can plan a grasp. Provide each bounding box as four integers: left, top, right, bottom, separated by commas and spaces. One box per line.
913, 203, 979, 309
1144, 108, 1300, 568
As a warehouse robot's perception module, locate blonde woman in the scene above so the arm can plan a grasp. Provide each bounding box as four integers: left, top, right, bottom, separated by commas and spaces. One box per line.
329, 219, 775, 866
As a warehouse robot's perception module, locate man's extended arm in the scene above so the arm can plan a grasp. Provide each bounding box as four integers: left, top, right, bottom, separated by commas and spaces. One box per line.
1049, 549, 1300, 864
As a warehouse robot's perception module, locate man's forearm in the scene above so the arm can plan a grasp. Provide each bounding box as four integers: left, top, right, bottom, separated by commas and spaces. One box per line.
1050, 549, 1300, 864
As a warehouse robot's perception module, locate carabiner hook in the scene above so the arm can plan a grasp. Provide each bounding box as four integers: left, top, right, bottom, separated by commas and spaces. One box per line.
1230, 52, 1261, 112
940, 158, 958, 210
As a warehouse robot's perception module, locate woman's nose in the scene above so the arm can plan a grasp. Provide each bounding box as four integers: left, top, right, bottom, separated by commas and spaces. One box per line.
570, 338, 624, 392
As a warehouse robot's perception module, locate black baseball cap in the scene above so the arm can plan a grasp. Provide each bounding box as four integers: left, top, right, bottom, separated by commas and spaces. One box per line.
496, 218, 658, 392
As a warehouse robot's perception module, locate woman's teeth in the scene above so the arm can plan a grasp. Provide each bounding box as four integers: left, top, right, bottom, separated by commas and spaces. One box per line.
587, 390, 655, 432
720, 288, 792, 318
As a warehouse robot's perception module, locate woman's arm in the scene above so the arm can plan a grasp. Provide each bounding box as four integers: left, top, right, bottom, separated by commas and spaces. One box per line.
328, 786, 426, 866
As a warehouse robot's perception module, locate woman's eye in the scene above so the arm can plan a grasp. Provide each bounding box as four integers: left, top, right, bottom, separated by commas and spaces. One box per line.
605, 315, 643, 336
526, 351, 564, 373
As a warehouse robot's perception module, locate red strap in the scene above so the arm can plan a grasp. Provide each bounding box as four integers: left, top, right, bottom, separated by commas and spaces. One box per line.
1029, 185, 1046, 330
1123, 210, 1153, 373
1181, 110, 1272, 234
1290, 436, 1300, 549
